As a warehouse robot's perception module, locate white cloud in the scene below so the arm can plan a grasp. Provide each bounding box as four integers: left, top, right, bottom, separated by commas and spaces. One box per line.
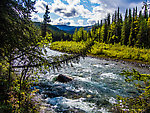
50, 0, 91, 18
87, 19, 96, 25
32, 0, 146, 26
34, 0, 47, 13
50, 0, 79, 18
65, 0, 80, 5
51, 18, 76, 26
31, 13, 43, 22
87, 0, 144, 26
75, 5, 91, 17
129, 2, 143, 9
78, 19, 84, 25
89, 0, 101, 4
82, 5, 115, 25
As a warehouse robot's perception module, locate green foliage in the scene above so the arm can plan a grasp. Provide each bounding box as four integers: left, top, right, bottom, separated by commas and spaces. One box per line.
7, 77, 40, 113
114, 69, 150, 112
73, 28, 87, 42
91, 42, 150, 63
50, 41, 86, 54
50, 41, 150, 64
148, 17, 150, 48
41, 5, 51, 38
72, 7, 150, 48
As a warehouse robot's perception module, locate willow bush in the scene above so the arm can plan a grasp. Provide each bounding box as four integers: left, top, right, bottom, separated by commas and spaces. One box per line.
50, 41, 150, 63
113, 69, 150, 112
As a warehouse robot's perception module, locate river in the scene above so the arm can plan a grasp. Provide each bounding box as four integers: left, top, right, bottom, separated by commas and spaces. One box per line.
36, 49, 150, 113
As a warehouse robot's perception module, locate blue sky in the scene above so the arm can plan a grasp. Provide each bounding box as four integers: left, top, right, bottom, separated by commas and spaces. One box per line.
31, 0, 150, 26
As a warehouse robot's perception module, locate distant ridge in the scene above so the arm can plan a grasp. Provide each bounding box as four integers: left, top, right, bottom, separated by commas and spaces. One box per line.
34, 22, 65, 33
54, 25, 92, 34
34, 22, 92, 34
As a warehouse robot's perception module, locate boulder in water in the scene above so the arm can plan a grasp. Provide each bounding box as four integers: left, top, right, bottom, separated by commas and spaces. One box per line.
56, 74, 73, 83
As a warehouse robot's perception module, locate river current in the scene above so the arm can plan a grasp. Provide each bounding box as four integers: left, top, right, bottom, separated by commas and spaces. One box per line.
37, 49, 150, 113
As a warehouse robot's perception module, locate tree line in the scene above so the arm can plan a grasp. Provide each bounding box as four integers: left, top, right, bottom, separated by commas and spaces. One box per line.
73, 7, 150, 48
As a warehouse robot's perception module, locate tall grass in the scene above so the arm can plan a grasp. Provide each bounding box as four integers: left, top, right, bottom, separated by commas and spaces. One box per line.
50, 41, 150, 63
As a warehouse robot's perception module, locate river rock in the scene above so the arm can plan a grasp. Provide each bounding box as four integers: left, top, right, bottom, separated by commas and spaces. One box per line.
43, 85, 66, 98
56, 74, 73, 83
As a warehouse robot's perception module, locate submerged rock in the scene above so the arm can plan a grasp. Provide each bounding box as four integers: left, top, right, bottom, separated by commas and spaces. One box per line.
56, 74, 73, 83
43, 85, 66, 98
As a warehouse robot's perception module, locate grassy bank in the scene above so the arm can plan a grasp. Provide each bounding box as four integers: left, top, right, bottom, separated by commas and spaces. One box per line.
50, 41, 150, 64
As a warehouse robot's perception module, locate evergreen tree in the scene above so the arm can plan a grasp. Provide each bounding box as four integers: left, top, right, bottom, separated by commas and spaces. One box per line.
116, 7, 122, 43
135, 6, 138, 19
101, 19, 108, 42
129, 9, 132, 24
142, 1, 148, 20
128, 9, 133, 46
121, 9, 128, 45
120, 14, 123, 23
107, 13, 111, 26
78, 27, 84, 41
117, 7, 120, 22
136, 17, 148, 47
108, 22, 117, 44
41, 5, 51, 37
114, 10, 117, 23
129, 8, 139, 46
106, 14, 111, 42
97, 27, 101, 42
148, 17, 150, 48
100, 20, 103, 27
24, 0, 37, 18
128, 22, 134, 46
73, 28, 78, 41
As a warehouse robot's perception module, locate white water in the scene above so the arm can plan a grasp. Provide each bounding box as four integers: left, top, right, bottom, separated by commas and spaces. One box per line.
38, 49, 150, 113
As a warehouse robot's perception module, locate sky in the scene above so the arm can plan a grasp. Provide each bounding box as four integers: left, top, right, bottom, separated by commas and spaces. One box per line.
31, 0, 150, 26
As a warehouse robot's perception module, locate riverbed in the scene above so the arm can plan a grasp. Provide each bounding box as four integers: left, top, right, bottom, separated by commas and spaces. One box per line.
37, 49, 150, 113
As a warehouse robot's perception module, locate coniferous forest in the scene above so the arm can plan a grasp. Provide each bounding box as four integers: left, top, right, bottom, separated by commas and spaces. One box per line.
0, 0, 150, 113
72, 7, 150, 48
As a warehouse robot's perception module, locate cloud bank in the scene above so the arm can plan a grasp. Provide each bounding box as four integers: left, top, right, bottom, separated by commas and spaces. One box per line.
33, 0, 144, 26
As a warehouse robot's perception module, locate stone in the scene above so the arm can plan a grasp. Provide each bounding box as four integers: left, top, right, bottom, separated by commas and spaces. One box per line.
43, 85, 66, 98
56, 74, 73, 83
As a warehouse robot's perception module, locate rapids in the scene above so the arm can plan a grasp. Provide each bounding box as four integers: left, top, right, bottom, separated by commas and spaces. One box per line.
37, 49, 150, 113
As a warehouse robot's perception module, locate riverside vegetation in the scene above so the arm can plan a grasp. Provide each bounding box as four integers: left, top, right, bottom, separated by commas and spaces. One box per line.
50, 41, 150, 64
1, 0, 150, 112
50, 41, 150, 112
50, 3, 150, 112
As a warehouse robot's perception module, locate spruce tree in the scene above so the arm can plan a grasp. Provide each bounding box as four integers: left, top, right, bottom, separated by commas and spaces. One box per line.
24, 0, 37, 18
102, 19, 108, 42
116, 7, 122, 43
121, 9, 128, 45
142, 1, 148, 20
136, 17, 148, 47
148, 17, 150, 48
108, 21, 118, 44
73, 28, 78, 41
128, 9, 133, 46
107, 13, 111, 26
41, 5, 51, 37
100, 20, 103, 27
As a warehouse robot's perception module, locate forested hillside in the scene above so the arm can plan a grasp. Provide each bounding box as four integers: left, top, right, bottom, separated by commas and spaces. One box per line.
54, 25, 92, 34
34, 22, 72, 41
72, 7, 150, 48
